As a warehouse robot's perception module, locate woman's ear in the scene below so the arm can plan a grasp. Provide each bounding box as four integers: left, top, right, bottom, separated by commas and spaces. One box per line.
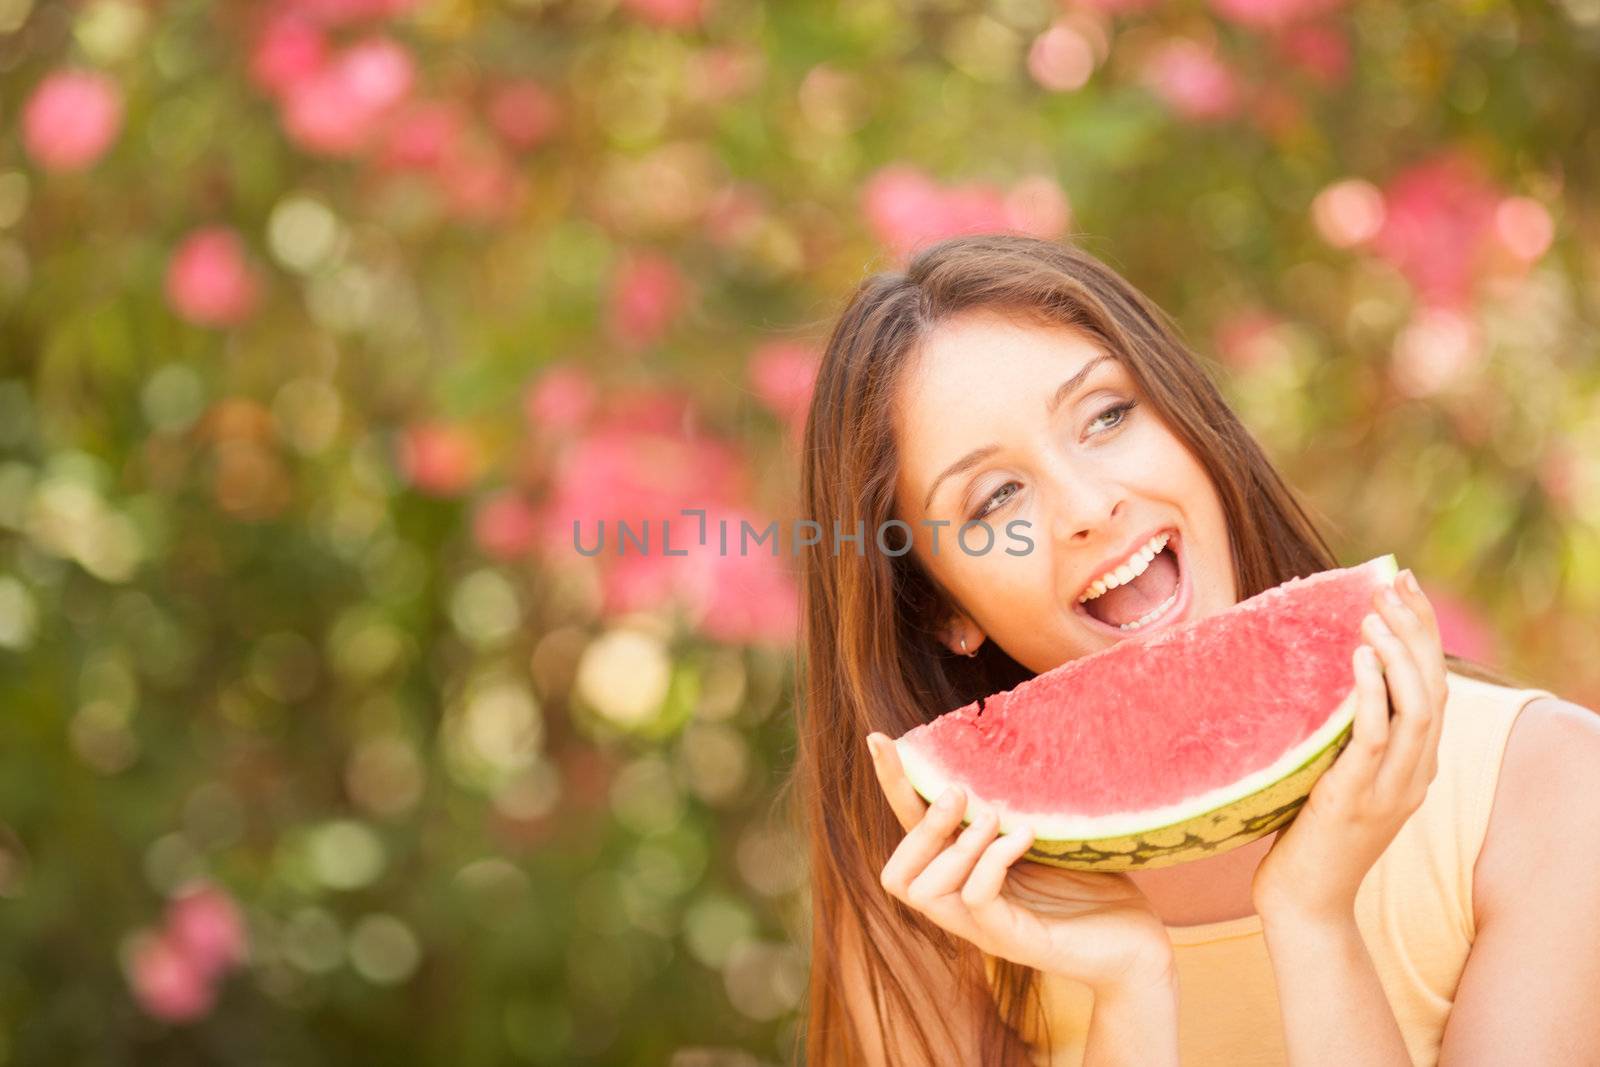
940, 615, 984, 658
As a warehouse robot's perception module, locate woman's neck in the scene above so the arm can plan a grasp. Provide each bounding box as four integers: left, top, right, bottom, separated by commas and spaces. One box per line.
1124, 831, 1277, 928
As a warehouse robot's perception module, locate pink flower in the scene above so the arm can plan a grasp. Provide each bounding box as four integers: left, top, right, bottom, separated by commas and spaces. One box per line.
523, 364, 598, 434
1028, 23, 1097, 92
860, 166, 1006, 258
747, 341, 819, 426
1390, 306, 1482, 398
487, 80, 561, 151
1209, 0, 1344, 28
703, 182, 766, 247
607, 252, 688, 349
600, 386, 697, 435
1276, 23, 1350, 86
436, 144, 526, 223
536, 396, 799, 644
621, 0, 709, 29
379, 100, 466, 170
933, 182, 1012, 237
597, 509, 800, 645
601, 549, 684, 617
165, 228, 261, 328
1213, 311, 1286, 371
473, 492, 540, 559
1494, 196, 1554, 263
1004, 175, 1071, 241
1311, 178, 1385, 248
861, 165, 949, 257
678, 505, 800, 645
250, 14, 328, 98
281, 37, 414, 156
22, 70, 123, 173
126, 931, 215, 1023
861, 166, 1070, 258
335, 37, 414, 112
166, 882, 248, 979
399, 422, 479, 496
1141, 40, 1240, 122
538, 412, 747, 556
1371, 154, 1499, 308
282, 73, 370, 155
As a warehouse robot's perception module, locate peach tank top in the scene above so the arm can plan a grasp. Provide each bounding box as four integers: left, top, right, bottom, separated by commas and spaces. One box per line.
1023, 670, 1556, 1067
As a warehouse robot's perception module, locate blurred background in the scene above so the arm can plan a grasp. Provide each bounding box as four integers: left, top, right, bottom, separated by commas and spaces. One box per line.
1, 0, 1598, 1062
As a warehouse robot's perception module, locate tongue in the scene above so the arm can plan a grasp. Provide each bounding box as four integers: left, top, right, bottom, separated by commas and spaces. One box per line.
1086, 549, 1179, 627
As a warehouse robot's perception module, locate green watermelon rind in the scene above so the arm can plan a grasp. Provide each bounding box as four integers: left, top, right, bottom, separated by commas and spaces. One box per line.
896, 687, 1357, 841
893, 554, 1396, 872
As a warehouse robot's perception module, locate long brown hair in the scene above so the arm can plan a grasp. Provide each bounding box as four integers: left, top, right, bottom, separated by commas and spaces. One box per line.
794, 232, 1517, 1063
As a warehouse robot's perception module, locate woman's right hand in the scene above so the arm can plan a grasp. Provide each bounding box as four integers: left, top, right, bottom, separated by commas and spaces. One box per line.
867, 732, 1177, 998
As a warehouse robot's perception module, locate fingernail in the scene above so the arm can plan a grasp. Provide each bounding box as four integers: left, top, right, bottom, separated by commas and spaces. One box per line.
935, 786, 962, 811
1403, 570, 1420, 594
865, 735, 881, 760
1382, 588, 1401, 608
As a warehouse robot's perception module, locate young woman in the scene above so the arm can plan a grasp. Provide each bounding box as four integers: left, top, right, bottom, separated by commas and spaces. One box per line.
793, 234, 1600, 1065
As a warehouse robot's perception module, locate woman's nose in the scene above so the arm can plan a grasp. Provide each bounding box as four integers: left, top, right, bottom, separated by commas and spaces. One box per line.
1047, 472, 1124, 545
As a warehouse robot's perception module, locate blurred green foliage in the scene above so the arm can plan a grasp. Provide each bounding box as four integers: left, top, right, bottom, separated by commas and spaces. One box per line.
0, 0, 1598, 1063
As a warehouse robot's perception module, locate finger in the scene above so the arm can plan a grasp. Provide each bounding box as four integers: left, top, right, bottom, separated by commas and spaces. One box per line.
1327, 642, 1389, 789
1396, 569, 1443, 650
1380, 574, 1448, 696
1363, 610, 1435, 800
1391, 571, 1449, 784
960, 826, 1036, 909
868, 733, 928, 832
878, 785, 967, 900
907, 805, 1000, 907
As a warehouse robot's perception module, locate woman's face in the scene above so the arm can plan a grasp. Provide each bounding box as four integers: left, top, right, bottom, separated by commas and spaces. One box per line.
892, 308, 1238, 675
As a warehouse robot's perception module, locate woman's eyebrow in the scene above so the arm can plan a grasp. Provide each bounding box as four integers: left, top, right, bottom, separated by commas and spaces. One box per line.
1045, 355, 1112, 416
921, 355, 1114, 513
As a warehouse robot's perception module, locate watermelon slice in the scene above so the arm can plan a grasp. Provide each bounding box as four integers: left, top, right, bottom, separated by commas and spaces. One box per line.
894, 554, 1399, 871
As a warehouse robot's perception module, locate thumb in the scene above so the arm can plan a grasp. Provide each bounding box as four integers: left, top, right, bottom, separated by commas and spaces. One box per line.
868, 733, 930, 832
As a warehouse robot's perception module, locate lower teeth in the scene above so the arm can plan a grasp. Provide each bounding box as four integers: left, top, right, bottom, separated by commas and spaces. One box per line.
1116, 588, 1179, 631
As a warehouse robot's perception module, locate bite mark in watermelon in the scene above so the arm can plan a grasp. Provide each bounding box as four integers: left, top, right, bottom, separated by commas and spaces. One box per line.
894, 555, 1399, 871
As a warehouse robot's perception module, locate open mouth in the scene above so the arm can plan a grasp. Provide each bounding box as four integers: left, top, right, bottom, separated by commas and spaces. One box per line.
1072, 529, 1190, 638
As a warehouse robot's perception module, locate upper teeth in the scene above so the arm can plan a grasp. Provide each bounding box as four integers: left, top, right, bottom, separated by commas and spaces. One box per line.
1077, 532, 1171, 603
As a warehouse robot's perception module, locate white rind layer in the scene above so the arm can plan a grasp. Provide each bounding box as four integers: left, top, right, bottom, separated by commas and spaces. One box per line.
895, 688, 1356, 841
893, 554, 1397, 842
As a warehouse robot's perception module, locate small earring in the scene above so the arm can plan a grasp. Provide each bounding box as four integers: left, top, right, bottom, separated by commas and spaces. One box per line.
960, 637, 977, 658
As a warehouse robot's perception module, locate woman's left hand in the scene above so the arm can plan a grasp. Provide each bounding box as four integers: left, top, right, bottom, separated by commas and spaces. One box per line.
1251, 568, 1449, 925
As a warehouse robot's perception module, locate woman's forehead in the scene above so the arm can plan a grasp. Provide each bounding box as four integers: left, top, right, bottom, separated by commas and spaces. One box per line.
897, 320, 1120, 425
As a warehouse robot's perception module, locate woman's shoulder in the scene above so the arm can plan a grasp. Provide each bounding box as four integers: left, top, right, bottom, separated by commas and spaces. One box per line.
1383, 671, 1600, 928
1471, 688, 1600, 927
1434, 670, 1596, 791
1358, 672, 1567, 911
1352, 673, 1592, 946
1433, 668, 1567, 777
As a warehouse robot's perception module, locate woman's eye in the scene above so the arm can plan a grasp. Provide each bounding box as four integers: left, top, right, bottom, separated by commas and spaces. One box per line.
1088, 399, 1137, 435
967, 402, 1136, 520
973, 481, 1018, 519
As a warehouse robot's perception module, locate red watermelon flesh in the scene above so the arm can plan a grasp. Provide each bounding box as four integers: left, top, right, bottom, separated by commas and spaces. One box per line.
894, 555, 1398, 868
